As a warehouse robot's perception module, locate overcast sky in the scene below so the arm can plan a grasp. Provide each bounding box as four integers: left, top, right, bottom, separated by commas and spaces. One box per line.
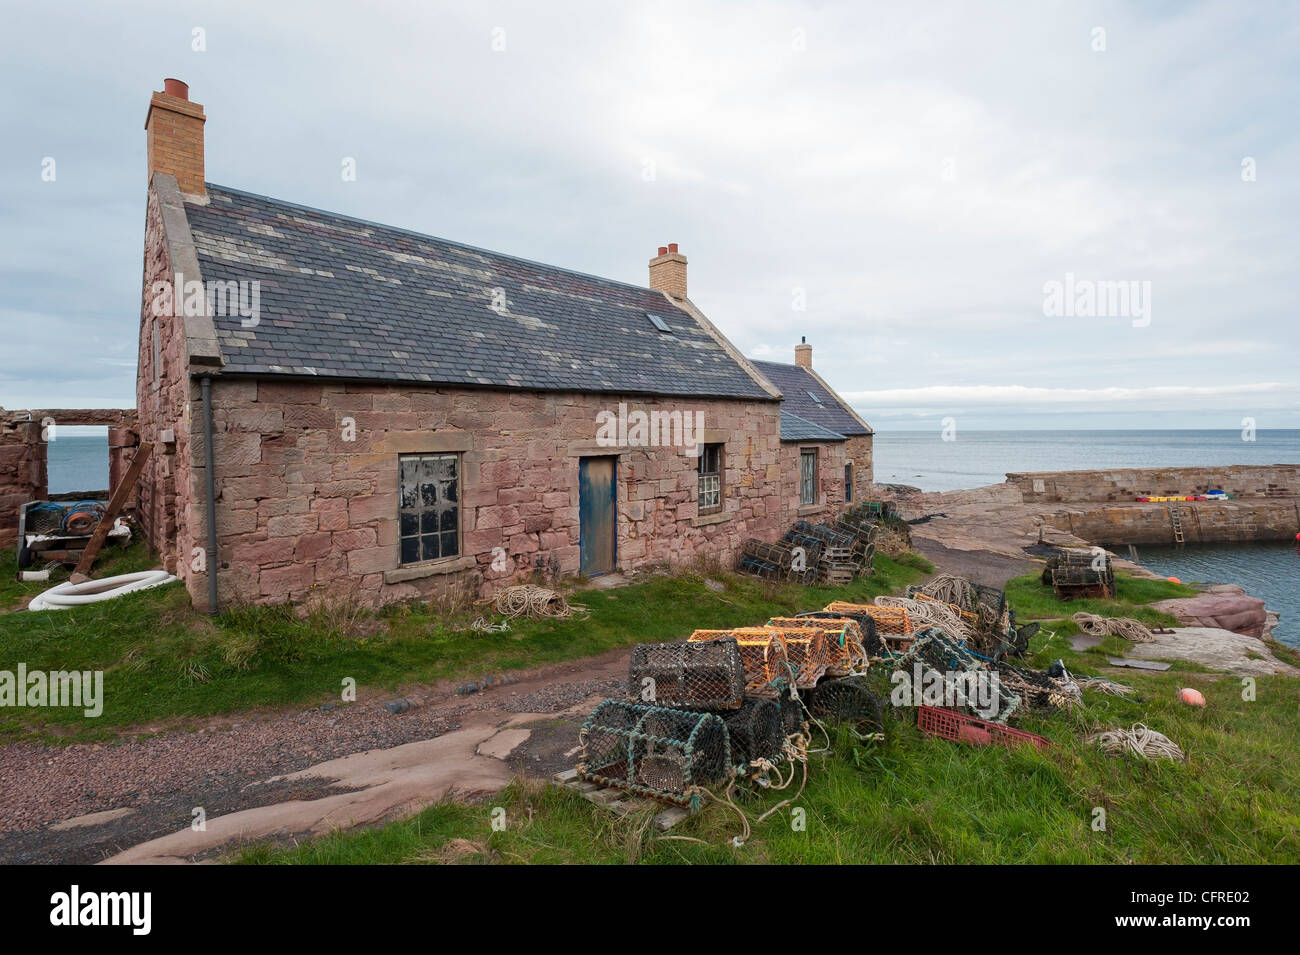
1, 1, 1296, 430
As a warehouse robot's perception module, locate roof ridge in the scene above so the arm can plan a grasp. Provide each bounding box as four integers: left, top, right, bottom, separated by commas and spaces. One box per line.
200, 182, 672, 302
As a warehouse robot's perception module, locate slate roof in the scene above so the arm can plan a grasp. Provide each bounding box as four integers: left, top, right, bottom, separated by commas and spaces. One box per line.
182, 185, 774, 400
779, 410, 845, 442
751, 360, 871, 436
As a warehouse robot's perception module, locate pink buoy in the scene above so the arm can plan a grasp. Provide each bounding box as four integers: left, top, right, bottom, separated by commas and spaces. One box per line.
1179, 687, 1206, 707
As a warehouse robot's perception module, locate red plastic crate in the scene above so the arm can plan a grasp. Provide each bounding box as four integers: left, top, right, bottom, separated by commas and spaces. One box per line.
916, 706, 1051, 750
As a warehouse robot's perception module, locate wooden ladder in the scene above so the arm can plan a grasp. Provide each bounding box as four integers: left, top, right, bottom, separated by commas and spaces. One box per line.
1169, 504, 1185, 544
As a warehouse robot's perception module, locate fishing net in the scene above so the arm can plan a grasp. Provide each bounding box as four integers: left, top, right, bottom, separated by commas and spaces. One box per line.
997, 661, 1081, 711
796, 609, 884, 659
689, 628, 795, 698
578, 700, 731, 808
626, 638, 746, 711
892, 627, 1022, 723
808, 676, 884, 733
724, 698, 786, 768
768, 616, 867, 675
763, 625, 831, 688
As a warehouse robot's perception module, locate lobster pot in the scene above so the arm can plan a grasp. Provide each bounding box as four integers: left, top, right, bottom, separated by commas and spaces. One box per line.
577, 699, 642, 787
724, 698, 785, 768
768, 617, 867, 675
627, 638, 746, 711
692, 628, 795, 697
579, 700, 731, 807
738, 537, 822, 584
766, 626, 831, 689
825, 602, 913, 637
894, 628, 1022, 724
808, 677, 884, 733
776, 682, 803, 736
798, 610, 883, 658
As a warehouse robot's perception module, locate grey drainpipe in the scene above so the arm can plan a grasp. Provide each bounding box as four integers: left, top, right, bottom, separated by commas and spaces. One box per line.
201, 375, 219, 615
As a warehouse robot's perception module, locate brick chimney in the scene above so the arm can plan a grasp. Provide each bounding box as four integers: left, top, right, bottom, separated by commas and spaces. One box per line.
648, 243, 687, 299
145, 78, 206, 197
795, 336, 812, 368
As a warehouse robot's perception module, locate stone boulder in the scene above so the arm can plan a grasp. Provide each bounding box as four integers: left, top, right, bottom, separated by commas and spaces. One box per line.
1151, 592, 1269, 639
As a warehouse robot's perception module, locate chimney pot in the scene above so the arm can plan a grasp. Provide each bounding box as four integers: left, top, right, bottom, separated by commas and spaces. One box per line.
648, 244, 688, 299
163, 78, 189, 100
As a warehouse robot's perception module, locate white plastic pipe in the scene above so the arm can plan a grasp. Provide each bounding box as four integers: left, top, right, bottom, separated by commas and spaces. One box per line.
27, 570, 178, 612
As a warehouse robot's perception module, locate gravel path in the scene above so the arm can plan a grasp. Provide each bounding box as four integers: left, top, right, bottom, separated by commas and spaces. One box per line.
0, 651, 626, 864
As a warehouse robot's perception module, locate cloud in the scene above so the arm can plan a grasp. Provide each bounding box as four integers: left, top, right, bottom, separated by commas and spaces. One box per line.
0, 1, 1295, 427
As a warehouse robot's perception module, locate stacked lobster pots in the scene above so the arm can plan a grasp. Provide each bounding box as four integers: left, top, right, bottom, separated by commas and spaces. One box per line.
737, 510, 878, 585
576, 607, 888, 811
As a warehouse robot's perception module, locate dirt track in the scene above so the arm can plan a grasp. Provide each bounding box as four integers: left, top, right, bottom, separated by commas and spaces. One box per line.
0, 650, 628, 864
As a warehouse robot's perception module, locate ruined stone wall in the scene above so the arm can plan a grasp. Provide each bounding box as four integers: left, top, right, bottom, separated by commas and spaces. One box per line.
1, 408, 137, 547
1008, 464, 1300, 504
199, 380, 839, 608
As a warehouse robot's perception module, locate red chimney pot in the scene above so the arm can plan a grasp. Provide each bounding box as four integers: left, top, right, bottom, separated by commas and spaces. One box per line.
657, 246, 668, 256
163, 78, 189, 100
667, 243, 678, 253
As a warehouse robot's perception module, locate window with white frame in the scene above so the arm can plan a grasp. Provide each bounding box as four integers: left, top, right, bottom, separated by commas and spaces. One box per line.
698, 443, 723, 513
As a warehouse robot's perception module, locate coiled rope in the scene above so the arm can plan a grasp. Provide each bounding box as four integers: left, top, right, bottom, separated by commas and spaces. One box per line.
1071, 612, 1155, 643
1085, 723, 1184, 761
874, 595, 975, 642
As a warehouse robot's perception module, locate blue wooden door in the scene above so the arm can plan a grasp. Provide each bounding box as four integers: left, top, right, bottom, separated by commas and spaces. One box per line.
579, 456, 616, 576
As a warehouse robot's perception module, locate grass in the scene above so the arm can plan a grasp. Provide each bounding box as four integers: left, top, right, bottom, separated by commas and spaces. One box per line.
233, 563, 1300, 865
0, 541, 931, 744
235, 660, 1300, 864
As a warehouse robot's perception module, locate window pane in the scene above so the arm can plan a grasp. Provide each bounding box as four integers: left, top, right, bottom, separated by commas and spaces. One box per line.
399, 453, 461, 565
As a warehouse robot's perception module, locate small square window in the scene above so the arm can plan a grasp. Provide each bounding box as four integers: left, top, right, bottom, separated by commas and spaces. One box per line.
399, 453, 461, 565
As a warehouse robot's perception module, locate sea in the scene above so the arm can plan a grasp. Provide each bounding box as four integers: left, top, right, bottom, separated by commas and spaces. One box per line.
874, 429, 1300, 647
41, 429, 1299, 646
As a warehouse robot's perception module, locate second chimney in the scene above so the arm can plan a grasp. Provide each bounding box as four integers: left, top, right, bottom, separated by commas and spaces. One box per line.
648, 243, 687, 299
145, 78, 206, 197
795, 336, 812, 368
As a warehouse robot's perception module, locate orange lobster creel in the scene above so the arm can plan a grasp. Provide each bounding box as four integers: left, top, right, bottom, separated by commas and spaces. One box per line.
763, 625, 831, 689
767, 617, 867, 675
824, 602, 913, 636
689, 628, 794, 697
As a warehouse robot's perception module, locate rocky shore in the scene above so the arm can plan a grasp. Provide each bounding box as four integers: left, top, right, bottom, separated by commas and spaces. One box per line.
867, 479, 1294, 676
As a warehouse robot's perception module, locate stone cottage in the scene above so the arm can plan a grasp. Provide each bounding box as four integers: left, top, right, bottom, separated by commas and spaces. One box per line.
134, 80, 872, 611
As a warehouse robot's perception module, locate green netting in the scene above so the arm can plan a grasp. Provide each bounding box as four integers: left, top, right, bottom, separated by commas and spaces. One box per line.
578, 700, 731, 808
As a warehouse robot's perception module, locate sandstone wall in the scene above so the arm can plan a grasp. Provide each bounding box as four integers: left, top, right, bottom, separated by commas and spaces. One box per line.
194, 380, 837, 608
842, 434, 873, 501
